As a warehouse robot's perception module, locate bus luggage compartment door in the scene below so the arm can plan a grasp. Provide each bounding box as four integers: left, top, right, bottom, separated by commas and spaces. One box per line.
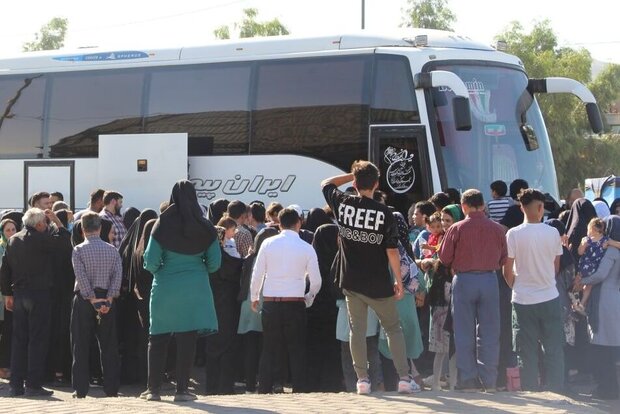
98, 133, 188, 211
369, 125, 431, 215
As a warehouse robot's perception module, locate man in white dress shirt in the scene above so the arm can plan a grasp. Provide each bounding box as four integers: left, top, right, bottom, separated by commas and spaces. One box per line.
250, 207, 321, 394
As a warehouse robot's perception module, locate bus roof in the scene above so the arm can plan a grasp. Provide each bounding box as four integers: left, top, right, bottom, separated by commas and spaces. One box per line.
0, 29, 496, 73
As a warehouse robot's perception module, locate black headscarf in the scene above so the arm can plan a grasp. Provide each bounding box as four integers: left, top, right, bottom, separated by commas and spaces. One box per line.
133, 218, 157, 301
610, 198, 620, 216
304, 208, 333, 233
123, 207, 140, 230
100, 219, 113, 244
72, 221, 84, 247
312, 223, 339, 280
310, 223, 340, 312
605, 214, 620, 241
238, 226, 279, 302
1, 210, 23, 231
151, 180, 217, 255
207, 198, 230, 225
55, 209, 70, 228
120, 209, 158, 293
565, 198, 598, 259
545, 218, 574, 272
73, 216, 111, 246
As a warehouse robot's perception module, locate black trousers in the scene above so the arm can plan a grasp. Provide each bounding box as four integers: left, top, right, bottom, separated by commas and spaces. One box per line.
136, 295, 150, 384
48, 291, 72, 379
497, 270, 515, 387
70, 295, 120, 396
591, 344, 619, 398
117, 295, 142, 384
241, 331, 262, 392
10, 289, 51, 391
147, 331, 197, 393
0, 309, 12, 368
205, 278, 240, 395
305, 306, 342, 392
258, 301, 306, 393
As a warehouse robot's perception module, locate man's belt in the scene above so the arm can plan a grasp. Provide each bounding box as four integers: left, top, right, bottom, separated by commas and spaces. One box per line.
263, 296, 304, 302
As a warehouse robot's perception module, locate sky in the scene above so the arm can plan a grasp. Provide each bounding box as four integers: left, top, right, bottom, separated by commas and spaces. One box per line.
0, 0, 619, 64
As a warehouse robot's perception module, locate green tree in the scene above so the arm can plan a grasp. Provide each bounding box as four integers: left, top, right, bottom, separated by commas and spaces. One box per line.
401, 0, 456, 31
214, 8, 289, 40
23, 17, 68, 51
496, 20, 620, 195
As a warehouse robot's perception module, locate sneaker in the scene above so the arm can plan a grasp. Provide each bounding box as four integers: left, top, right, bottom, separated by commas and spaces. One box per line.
174, 391, 197, 402
72, 391, 86, 399
422, 375, 434, 388
356, 378, 371, 395
455, 378, 482, 393
398, 376, 421, 394
140, 390, 161, 401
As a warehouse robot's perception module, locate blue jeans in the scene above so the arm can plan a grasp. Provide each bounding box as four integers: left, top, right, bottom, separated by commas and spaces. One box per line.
452, 272, 500, 387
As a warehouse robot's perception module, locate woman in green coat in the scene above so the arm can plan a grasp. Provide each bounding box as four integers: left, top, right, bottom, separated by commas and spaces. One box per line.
140, 180, 221, 402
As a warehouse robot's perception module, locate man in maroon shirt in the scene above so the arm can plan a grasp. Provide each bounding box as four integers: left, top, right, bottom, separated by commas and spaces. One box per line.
439, 189, 507, 392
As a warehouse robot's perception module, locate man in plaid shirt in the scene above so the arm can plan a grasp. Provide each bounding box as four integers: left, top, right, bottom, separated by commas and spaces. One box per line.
71, 212, 123, 398
99, 191, 126, 249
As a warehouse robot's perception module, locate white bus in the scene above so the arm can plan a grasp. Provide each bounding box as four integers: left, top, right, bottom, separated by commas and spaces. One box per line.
0, 29, 602, 214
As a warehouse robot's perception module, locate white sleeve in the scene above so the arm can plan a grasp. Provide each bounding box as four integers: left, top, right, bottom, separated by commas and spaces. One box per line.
305, 248, 322, 307
506, 229, 516, 259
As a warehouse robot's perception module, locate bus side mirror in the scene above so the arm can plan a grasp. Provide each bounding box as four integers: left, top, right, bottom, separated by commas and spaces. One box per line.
520, 123, 539, 151
453, 96, 472, 131
529, 78, 604, 134
415, 71, 472, 132
586, 103, 604, 134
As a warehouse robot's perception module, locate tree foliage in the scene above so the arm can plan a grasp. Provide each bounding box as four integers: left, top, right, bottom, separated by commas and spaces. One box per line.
23, 17, 68, 51
496, 20, 620, 195
214, 8, 289, 40
401, 0, 456, 31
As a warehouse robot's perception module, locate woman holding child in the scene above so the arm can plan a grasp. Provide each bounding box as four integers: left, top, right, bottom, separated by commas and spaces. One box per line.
576, 215, 620, 400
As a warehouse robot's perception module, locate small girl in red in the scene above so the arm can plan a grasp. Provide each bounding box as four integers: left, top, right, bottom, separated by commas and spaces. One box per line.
421, 213, 444, 259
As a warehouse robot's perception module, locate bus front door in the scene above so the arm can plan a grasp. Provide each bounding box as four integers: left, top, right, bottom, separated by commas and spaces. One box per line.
369, 125, 431, 216
24, 161, 75, 211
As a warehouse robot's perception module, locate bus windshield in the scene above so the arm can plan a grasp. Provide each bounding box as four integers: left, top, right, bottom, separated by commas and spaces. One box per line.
429, 64, 559, 201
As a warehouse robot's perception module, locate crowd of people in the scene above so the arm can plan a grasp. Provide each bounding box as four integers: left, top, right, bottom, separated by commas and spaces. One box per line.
0, 160, 619, 402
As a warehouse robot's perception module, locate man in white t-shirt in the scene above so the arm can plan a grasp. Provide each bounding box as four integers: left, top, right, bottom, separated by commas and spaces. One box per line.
503, 188, 564, 393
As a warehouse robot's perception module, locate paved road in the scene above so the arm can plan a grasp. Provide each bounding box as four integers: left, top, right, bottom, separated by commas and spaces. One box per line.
0, 381, 610, 414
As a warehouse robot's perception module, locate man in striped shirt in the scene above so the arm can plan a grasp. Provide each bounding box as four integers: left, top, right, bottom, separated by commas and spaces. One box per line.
99, 191, 126, 249
71, 212, 122, 398
487, 180, 512, 222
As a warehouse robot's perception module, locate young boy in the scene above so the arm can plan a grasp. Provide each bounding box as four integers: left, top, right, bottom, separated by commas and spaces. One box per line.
487, 180, 512, 222
217, 217, 240, 258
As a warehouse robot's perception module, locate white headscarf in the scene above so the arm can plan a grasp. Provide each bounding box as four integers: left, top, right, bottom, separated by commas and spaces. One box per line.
593, 200, 611, 219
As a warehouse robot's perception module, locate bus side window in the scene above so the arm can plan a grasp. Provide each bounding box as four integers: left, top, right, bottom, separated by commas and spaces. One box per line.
252, 55, 369, 173
147, 63, 251, 155
47, 71, 144, 158
0, 75, 45, 158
